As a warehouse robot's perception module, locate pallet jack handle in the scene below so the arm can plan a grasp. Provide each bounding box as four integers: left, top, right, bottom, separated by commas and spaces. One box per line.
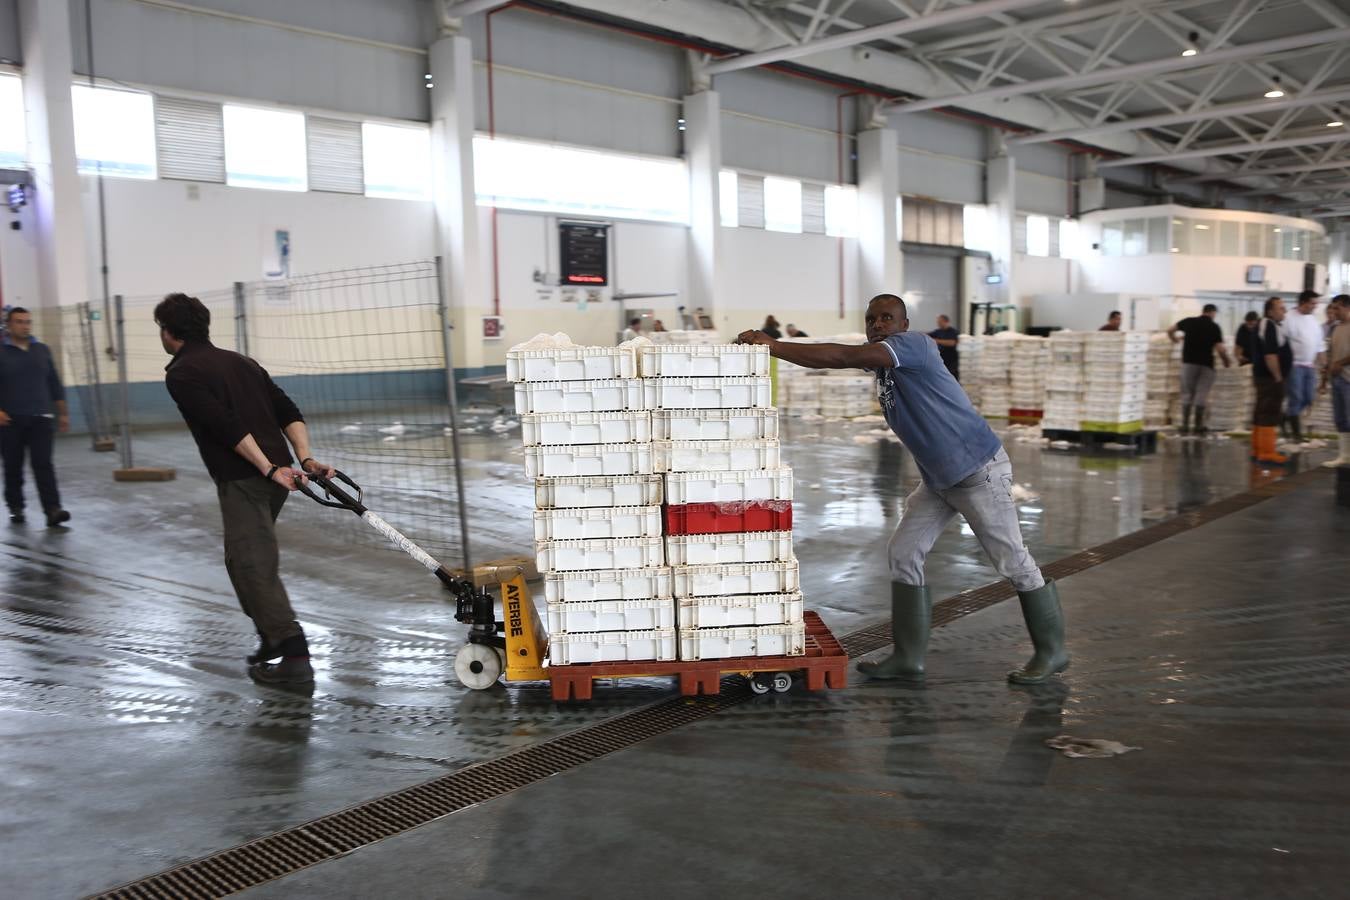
295, 470, 365, 513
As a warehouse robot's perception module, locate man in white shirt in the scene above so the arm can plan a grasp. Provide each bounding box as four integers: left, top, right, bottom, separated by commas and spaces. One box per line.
1284, 290, 1325, 443
620, 317, 642, 344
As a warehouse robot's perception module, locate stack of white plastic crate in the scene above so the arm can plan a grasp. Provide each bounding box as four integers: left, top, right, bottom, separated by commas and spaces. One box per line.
978, 336, 1013, 418
649, 330, 723, 346
1081, 331, 1150, 432
774, 334, 878, 418
1042, 332, 1085, 432
957, 335, 984, 409
1207, 365, 1254, 432
639, 342, 805, 662
1009, 336, 1049, 419
1143, 333, 1181, 429
510, 339, 676, 667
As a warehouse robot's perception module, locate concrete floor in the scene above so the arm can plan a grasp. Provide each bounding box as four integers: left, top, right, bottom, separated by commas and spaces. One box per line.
0, 420, 1345, 897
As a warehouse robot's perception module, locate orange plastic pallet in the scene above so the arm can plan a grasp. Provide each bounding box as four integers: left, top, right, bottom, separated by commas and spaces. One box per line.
547, 610, 848, 701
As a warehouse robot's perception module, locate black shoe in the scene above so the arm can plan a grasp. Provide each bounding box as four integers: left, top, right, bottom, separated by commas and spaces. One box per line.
8, 510, 23, 525
247, 639, 280, 666
45, 508, 71, 528
248, 656, 315, 685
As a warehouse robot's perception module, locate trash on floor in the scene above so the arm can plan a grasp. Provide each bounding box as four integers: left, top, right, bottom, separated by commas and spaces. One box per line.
1010, 483, 1038, 502
1045, 734, 1141, 758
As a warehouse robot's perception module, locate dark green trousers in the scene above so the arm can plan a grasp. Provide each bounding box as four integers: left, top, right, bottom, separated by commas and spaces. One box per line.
217, 477, 304, 647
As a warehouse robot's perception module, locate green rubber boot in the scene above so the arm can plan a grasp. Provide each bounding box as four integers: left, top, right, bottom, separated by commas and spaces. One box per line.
858, 583, 930, 682
1008, 580, 1070, 685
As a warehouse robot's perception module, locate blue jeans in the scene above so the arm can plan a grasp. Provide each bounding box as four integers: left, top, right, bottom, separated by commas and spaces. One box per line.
1334, 378, 1350, 433
1285, 365, 1316, 417
888, 448, 1045, 592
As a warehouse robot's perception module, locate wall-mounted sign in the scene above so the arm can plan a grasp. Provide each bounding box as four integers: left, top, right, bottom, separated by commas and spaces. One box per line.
482, 316, 503, 339
560, 222, 609, 286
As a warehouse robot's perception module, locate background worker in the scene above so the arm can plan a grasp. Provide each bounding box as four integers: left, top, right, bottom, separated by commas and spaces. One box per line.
785, 324, 808, 337
762, 315, 783, 339
1170, 303, 1232, 435
736, 294, 1068, 686
1251, 297, 1293, 466
620, 317, 642, 343
0, 307, 71, 528
1099, 310, 1122, 332
156, 293, 335, 686
1235, 311, 1262, 365
928, 314, 961, 379
1284, 290, 1324, 444
1323, 298, 1350, 467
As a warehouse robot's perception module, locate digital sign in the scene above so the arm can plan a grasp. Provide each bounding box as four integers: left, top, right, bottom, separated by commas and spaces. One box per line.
560, 222, 609, 287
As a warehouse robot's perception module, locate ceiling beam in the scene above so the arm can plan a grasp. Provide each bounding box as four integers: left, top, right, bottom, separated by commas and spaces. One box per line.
1168, 158, 1350, 183
1097, 129, 1350, 169
703, 0, 1048, 75
443, 0, 512, 16
1009, 87, 1350, 145
889, 27, 1350, 115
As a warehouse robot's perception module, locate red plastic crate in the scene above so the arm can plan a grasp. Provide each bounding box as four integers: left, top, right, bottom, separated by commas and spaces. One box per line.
664, 501, 793, 536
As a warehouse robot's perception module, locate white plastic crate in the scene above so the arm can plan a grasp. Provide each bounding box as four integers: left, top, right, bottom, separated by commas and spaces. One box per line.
507, 346, 636, 383
664, 468, 793, 504
533, 505, 663, 541
638, 344, 770, 378
520, 411, 652, 447
653, 440, 782, 473
651, 408, 779, 441
672, 561, 800, 598
524, 443, 654, 479
643, 376, 772, 410
548, 628, 677, 666
514, 378, 644, 415
678, 623, 806, 661
544, 566, 673, 603
536, 536, 666, 573
665, 531, 794, 566
535, 475, 663, 509
678, 592, 803, 629
546, 599, 676, 634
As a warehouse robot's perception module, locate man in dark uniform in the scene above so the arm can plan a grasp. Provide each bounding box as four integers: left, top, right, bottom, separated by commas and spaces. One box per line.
1170, 303, 1232, 435
1234, 311, 1261, 365
1251, 297, 1293, 466
156, 293, 334, 685
0, 308, 71, 527
928, 314, 960, 379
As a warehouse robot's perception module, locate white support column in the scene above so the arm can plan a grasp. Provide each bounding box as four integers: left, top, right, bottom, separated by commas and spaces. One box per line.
987, 144, 1017, 308
18, 0, 90, 338
856, 127, 901, 299
684, 89, 722, 329
429, 33, 484, 374
1329, 230, 1347, 295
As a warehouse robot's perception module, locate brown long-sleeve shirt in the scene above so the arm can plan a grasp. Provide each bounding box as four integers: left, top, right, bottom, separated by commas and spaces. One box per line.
164, 341, 303, 482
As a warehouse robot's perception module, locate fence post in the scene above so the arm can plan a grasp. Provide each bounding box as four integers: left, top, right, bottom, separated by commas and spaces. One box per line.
435, 256, 473, 575
74, 303, 98, 447
233, 282, 249, 356
81, 302, 115, 451
114, 295, 133, 470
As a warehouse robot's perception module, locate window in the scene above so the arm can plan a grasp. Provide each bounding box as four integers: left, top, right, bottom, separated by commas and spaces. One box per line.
0, 74, 24, 168
1292, 230, 1308, 262
824, 185, 857, 237
1123, 218, 1146, 256
763, 176, 802, 233
1102, 221, 1123, 256
1190, 220, 1215, 255
801, 183, 826, 234
71, 84, 156, 179
1265, 226, 1280, 259
223, 104, 307, 191
362, 122, 430, 200
474, 136, 689, 223
156, 96, 225, 183
1025, 214, 1050, 257
719, 170, 738, 227
1243, 221, 1263, 257
308, 117, 363, 195
1219, 220, 1240, 256
1147, 217, 1169, 254
1059, 219, 1079, 259
1279, 228, 1295, 259
1170, 218, 1188, 254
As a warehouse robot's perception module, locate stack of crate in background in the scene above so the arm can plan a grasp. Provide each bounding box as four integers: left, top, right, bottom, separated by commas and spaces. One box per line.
1145, 333, 1182, 429
511, 338, 677, 667
1009, 336, 1049, 422
1042, 332, 1086, 432
1081, 331, 1150, 433
957, 335, 984, 409
1305, 388, 1337, 437
978, 335, 1013, 419
1208, 365, 1254, 432
775, 334, 879, 419
640, 343, 805, 662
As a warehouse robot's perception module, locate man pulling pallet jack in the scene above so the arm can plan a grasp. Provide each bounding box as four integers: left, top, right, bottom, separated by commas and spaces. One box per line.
737, 294, 1069, 684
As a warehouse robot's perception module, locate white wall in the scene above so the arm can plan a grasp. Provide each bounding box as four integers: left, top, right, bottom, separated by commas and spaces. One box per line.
719, 227, 861, 337
0, 198, 42, 311
1016, 253, 1072, 306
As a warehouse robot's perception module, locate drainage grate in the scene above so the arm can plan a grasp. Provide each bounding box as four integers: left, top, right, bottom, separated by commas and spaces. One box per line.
91, 467, 1326, 899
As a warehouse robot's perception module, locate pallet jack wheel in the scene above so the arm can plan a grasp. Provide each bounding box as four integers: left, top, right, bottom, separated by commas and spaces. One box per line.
455, 643, 504, 690
772, 672, 793, 694
749, 673, 773, 695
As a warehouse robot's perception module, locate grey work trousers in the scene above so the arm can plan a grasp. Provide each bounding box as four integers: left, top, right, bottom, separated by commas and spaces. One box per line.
888, 449, 1046, 592
217, 476, 305, 646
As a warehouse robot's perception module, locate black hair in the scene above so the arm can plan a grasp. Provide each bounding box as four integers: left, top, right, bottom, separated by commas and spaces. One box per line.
629, 317, 641, 327
1244, 311, 1260, 322
154, 293, 211, 342
5, 306, 28, 321
1202, 303, 1218, 314
1108, 310, 1122, 318
1331, 294, 1350, 306
1297, 290, 1319, 304
869, 293, 909, 319
1263, 296, 1282, 316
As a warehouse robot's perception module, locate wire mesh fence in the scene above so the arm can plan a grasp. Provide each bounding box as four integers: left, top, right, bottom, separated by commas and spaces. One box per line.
57, 258, 471, 569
